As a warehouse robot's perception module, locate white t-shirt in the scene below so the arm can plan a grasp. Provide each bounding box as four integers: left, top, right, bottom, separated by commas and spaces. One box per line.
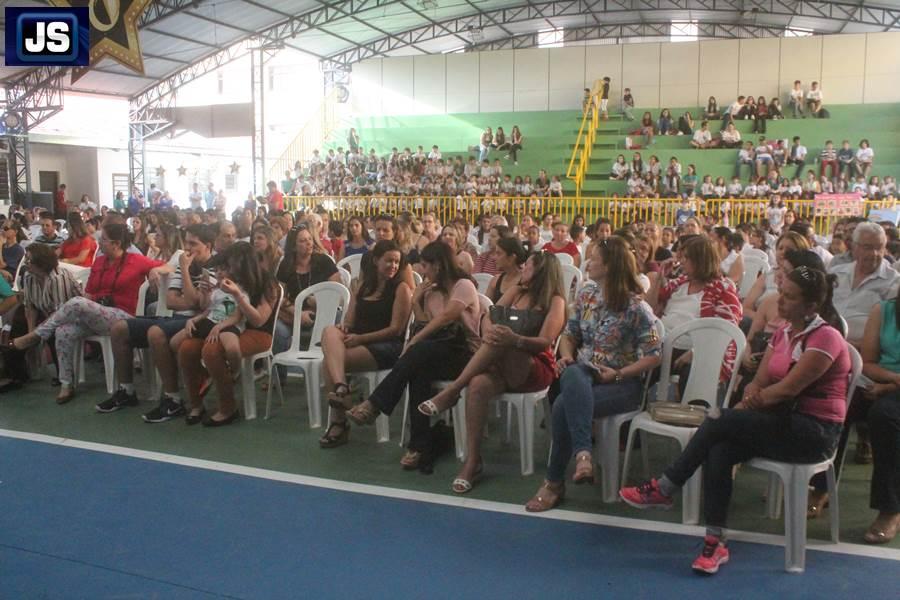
790, 88, 805, 102
693, 129, 712, 145
807, 89, 822, 101
857, 147, 874, 162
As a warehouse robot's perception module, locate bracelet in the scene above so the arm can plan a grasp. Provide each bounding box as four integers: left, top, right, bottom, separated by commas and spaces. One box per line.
614, 370, 622, 383
515, 336, 524, 350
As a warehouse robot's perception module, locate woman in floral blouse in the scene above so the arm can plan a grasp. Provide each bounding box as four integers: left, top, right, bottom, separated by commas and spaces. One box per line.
525, 237, 662, 512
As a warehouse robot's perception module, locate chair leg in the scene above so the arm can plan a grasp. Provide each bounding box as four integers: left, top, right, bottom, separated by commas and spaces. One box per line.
241, 359, 256, 420
682, 469, 702, 526
597, 419, 621, 503
399, 391, 409, 448
375, 414, 390, 443
826, 465, 840, 544
306, 365, 322, 428
784, 470, 809, 573
621, 425, 639, 489
504, 400, 513, 444
522, 398, 536, 476
766, 473, 784, 520
639, 430, 650, 478
451, 396, 467, 461
265, 361, 275, 420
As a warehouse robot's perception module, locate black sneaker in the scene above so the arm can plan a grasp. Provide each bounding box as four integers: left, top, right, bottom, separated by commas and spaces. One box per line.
142, 396, 186, 423
95, 389, 138, 413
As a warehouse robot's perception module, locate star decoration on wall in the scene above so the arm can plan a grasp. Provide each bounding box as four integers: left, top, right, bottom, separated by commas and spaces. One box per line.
52, 0, 153, 82
156, 166, 165, 177
177, 165, 187, 176
229, 162, 241, 175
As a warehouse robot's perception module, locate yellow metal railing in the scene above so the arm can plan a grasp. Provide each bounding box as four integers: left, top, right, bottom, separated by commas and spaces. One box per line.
284, 195, 892, 235
268, 89, 339, 182
566, 80, 602, 199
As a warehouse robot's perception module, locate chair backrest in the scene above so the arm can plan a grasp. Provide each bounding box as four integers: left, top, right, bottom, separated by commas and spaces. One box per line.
11, 257, 25, 292
477, 293, 494, 313
338, 268, 352, 289
412, 271, 423, 286
837, 315, 849, 340
336, 254, 362, 280
58, 262, 90, 288
267, 284, 286, 340
290, 281, 350, 353
472, 272, 493, 295
155, 273, 173, 317
560, 264, 583, 302
639, 319, 667, 409
742, 247, 769, 263
136, 280, 150, 317
656, 318, 747, 414
845, 344, 863, 405
555, 252, 574, 267
739, 255, 769, 298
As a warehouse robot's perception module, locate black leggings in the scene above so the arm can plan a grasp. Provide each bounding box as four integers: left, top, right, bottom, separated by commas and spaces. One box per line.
508, 143, 522, 161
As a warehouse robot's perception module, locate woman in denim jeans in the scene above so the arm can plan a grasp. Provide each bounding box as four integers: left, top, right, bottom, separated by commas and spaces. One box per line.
620, 265, 850, 575
525, 237, 662, 512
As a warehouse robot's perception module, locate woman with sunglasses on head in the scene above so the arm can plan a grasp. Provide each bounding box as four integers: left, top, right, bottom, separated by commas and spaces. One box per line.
620, 264, 849, 575
346, 242, 483, 471
526, 238, 661, 511
0, 219, 26, 283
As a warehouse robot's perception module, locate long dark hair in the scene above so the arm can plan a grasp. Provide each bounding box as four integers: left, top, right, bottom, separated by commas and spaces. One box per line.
103, 223, 132, 252
784, 253, 839, 330
496, 236, 527, 265
67, 211, 89, 240
217, 240, 272, 305
358, 240, 404, 299
598, 236, 644, 312
522, 251, 566, 313
346, 215, 372, 245
419, 240, 470, 299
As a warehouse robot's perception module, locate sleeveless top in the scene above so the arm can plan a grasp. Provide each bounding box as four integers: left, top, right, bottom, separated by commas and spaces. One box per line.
344, 242, 369, 257
879, 300, 900, 373
489, 272, 508, 304
352, 279, 398, 335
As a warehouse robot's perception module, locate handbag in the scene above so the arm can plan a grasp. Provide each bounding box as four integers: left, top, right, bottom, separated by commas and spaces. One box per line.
649, 401, 709, 427
488, 305, 545, 337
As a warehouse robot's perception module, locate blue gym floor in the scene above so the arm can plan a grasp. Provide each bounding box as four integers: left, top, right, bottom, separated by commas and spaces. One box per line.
1, 435, 898, 599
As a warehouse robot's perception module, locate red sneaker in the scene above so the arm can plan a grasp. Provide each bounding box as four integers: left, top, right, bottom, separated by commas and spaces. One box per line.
692, 536, 730, 575
619, 479, 674, 510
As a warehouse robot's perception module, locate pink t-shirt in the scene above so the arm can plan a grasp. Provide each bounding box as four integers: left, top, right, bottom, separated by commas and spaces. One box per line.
767, 319, 851, 423
424, 278, 482, 349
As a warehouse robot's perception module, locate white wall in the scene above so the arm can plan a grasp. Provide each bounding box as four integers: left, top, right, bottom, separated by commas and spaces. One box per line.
28, 144, 128, 207
350, 32, 900, 115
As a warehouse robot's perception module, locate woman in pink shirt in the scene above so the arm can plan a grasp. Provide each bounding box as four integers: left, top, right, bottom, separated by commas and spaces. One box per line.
620, 265, 850, 575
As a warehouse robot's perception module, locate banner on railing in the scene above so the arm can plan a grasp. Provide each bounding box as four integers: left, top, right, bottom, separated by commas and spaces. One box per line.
813, 193, 864, 217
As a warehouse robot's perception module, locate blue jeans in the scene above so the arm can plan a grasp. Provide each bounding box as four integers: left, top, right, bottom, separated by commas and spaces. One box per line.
546, 363, 642, 482
478, 144, 490, 163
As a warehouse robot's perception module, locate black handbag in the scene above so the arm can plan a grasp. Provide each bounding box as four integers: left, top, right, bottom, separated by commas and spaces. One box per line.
488, 305, 545, 337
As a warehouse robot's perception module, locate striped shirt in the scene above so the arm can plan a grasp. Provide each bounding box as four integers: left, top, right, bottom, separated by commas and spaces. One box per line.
168, 263, 217, 317
23, 268, 83, 315
33, 235, 63, 248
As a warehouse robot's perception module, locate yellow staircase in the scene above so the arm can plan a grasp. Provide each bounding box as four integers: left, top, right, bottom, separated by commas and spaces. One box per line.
268, 89, 340, 181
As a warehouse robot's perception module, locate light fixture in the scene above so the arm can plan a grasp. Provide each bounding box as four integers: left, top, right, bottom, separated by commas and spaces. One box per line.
467, 26, 484, 43
3, 111, 22, 130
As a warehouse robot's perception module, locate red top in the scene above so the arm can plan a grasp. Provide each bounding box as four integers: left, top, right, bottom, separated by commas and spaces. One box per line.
544, 241, 580, 259
329, 236, 344, 258
86, 253, 163, 315
59, 235, 97, 267
54, 190, 67, 214
267, 190, 284, 211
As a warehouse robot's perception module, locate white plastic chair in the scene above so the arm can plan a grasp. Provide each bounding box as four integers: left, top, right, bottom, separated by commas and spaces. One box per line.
472, 272, 493, 295
739, 255, 769, 299
554, 252, 574, 267
338, 268, 352, 289
593, 320, 665, 503
745, 344, 862, 573
58, 262, 90, 288
11, 258, 25, 292
621, 318, 746, 524
412, 271, 423, 286
336, 254, 362, 280
75, 281, 153, 395
241, 284, 284, 420
560, 264, 583, 303
266, 281, 350, 428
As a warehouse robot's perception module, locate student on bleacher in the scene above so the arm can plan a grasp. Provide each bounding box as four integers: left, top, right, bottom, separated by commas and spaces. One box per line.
621, 264, 848, 575
611, 155, 630, 180
767, 97, 784, 120
733, 141, 755, 180
703, 96, 719, 120
12, 224, 167, 404
753, 136, 775, 177
319, 240, 412, 448
818, 139, 839, 180
663, 167, 681, 198
721, 96, 745, 130
786, 135, 807, 178
526, 238, 660, 511
837, 139, 855, 178
790, 80, 806, 118
677, 111, 695, 136
682, 164, 699, 196
478, 127, 493, 163
639, 112, 655, 146
346, 242, 482, 470
803, 169, 821, 198
806, 81, 824, 117
720, 122, 741, 149
751, 96, 768, 134
622, 88, 635, 121
854, 139, 874, 179
657, 109, 675, 136
690, 121, 714, 149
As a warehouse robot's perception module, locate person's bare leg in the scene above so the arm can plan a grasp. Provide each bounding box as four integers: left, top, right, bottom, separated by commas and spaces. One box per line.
425, 342, 509, 411
326, 347, 378, 422
219, 332, 242, 379
321, 326, 348, 399
455, 372, 507, 485
149, 325, 179, 394
110, 320, 134, 385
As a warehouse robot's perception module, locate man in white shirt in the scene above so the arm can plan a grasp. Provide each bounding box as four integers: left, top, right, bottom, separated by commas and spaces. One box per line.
690, 121, 713, 149
734, 141, 756, 180
790, 222, 833, 267
786, 136, 807, 179
188, 183, 203, 210
828, 222, 899, 345
806, 82, 824, 117
427, 145, 441, 161
790, 80, 805, 118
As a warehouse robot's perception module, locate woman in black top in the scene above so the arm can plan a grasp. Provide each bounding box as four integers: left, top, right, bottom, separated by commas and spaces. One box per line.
273, 225, 341, 363
319, 241, 412, 447
485, 237, 526, 304
507, 126, 524, 164
493, 127, 509, 152
704, 96, 719, 120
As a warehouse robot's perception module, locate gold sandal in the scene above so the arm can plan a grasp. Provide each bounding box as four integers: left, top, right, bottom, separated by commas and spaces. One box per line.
400, 450, 422, 470
345, 400, 378, 426
807, 491, 829, 519
864, 514, 900, 544
572, 452, 595, 485
525, 481, 565, 513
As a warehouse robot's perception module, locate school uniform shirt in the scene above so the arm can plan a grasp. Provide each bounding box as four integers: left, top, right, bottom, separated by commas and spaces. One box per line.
828, 260, 900, 343
856, 147, 874, 164
692, 129, 712, 145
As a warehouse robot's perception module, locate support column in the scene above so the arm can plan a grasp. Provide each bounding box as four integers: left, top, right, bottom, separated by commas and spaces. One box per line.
251, 47, 266, 195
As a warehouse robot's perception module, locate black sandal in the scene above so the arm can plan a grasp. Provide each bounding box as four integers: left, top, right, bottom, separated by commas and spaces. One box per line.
319, 421, 350, 448
327, 383, 352, 411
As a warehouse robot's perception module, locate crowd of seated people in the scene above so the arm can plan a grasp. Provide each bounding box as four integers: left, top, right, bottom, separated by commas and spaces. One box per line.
4, 174, 900, 577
